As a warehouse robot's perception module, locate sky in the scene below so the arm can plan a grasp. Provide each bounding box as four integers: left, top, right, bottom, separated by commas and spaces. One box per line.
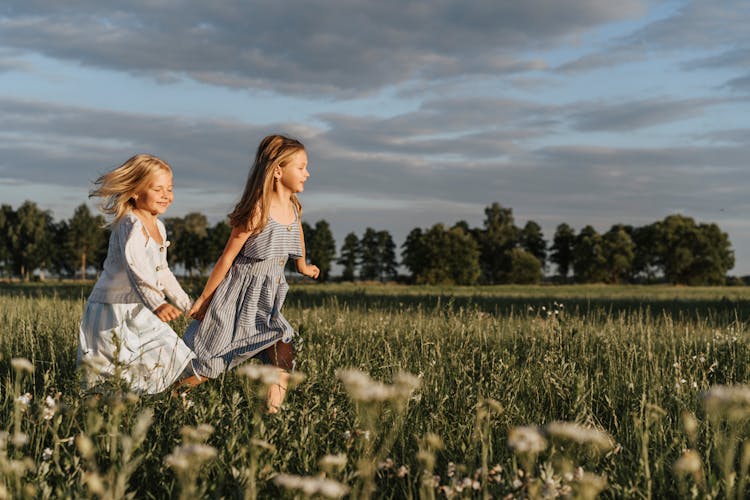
1, 0, 749, 275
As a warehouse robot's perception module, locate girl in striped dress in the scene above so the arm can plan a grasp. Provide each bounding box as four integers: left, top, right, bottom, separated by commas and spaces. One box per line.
181, 134, 319, 413
77, 154, 196, 394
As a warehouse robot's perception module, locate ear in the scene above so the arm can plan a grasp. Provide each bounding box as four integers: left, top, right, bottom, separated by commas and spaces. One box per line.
274, 165, 282, 179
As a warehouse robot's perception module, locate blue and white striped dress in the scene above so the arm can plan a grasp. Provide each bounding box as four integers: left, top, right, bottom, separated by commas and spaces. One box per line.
184, 213, 303, 378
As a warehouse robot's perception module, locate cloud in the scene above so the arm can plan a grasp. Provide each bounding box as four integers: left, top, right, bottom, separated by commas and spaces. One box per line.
567, 96, 732, 131
0, 96, 296, 187
557, 0, 750, 75
0, 0, 647, 96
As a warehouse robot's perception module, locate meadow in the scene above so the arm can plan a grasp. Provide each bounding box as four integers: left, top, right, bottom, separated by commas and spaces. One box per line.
1, 281, 750, 498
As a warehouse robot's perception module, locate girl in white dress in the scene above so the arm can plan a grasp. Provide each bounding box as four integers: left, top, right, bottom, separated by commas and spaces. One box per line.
77, 154, 195, 394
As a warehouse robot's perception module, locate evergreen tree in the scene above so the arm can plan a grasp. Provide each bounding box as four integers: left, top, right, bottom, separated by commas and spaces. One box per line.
400, 228, 426, 283
0, 205, 13, 277
337, 232, 360, 282
376, 230, 398, 281
307, 220, 336, 282
359, 227, 381, 281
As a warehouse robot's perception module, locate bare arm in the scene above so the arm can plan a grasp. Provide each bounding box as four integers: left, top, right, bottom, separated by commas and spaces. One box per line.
188, 224, 253, 319
295, 220, 320, 279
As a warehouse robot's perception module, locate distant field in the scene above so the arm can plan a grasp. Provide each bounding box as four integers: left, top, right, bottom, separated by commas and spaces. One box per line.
0, 282, 749, 498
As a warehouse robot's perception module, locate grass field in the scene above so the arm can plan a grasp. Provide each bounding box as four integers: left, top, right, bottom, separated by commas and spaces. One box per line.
1, 281, 750, 498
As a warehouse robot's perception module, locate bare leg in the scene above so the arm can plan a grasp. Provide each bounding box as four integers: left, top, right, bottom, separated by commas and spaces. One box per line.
175, 374, 205, 389
264, 341, 294, 413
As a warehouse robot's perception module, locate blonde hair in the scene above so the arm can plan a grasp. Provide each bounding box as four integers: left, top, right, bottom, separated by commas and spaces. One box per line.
228, 134, 305, 231
89, 154, 172, 224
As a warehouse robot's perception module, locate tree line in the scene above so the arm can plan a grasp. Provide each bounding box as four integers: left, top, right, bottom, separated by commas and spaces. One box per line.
0, 200, 736, 286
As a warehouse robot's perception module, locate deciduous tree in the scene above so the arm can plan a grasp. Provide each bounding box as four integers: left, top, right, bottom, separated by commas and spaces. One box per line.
7, 201, 54, 280
66, 204, 106, 280
477, 202, 519, 284
520, 220, 546, 270
602, 224, 635, 284
572, 225, 607, 283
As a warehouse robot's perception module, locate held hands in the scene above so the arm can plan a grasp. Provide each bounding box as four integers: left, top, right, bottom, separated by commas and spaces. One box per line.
188, 295, 212, 321
155, 303, 182, 322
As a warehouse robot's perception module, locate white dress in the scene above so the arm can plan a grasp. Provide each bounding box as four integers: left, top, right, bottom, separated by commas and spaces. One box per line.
77, 213, 195, 394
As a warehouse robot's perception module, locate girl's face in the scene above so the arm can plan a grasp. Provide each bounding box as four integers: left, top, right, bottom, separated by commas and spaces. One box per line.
278, 150, 310, 193
134, 169, 173, 215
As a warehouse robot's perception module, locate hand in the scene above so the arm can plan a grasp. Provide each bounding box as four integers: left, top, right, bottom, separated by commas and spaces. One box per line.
301, 263, 320, 279
155, 303, 182, 322
188, 295, 212, 321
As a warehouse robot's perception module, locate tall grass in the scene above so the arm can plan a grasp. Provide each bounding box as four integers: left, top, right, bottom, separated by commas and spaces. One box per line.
0, 283, 749, 498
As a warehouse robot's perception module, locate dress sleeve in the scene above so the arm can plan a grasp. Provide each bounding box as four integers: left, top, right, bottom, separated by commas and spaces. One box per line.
120, 216, 167, 311
156, 220, 192, 312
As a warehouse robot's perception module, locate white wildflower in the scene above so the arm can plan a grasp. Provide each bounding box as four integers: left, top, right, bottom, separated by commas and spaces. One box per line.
11, 432, 28, 448
250, 439, 275, 452
681, 411, 699, 438
236, 364, 282, 385
447, 462, 456, 478
274, 473, 350, 498
76, 435, 95, 460
181, 395, 194, 410
378, 458, 394, 470
507, 426, 547, 455
337, 369, 394, 401
180, 424, 214, 444
545, 421, 615, 453
82, 472, 106, 496
11, 358, 34, 374
393, 371, 421, 398
703, 385, 750, 420
673, 449, 702, 475
573, 472, 608, 498
165, 444, 217, 472
337, 369, 420, 403
319, 453, 347, 470
80, 354, 109, 375
42, 395, 58, 421
397, 465, 409, 478
42, 448, 53, 461
14, 393, 32, 408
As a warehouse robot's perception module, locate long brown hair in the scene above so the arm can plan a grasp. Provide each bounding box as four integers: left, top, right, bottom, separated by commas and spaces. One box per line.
228, 134, 305, 231
89, 154, 172, 224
